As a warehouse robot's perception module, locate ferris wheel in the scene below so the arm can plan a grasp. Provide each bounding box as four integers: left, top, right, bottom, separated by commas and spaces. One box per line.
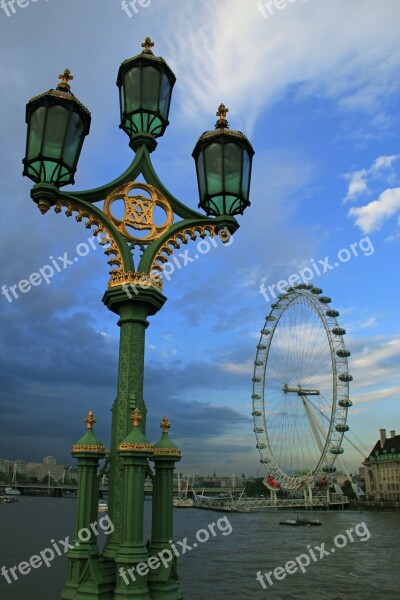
252, 284, 352, 491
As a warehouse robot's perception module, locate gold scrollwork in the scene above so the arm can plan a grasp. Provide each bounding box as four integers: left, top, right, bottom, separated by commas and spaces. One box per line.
150, 224, 217, 275
104, 182, 173, 243
53, 200, 125, 285
108, 270, 162, 290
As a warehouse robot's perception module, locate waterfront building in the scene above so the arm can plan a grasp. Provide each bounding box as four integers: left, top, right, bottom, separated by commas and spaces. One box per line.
363, 428, 400, 501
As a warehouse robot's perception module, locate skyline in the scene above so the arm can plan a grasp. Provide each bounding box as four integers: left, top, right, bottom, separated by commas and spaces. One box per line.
0, 0, 399, 477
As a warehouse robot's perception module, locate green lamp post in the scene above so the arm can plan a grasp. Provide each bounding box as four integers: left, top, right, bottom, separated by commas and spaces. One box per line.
23, 37, 254, 600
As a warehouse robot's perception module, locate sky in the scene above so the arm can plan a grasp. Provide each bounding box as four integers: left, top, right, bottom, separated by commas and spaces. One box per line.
0, 0, 399, 478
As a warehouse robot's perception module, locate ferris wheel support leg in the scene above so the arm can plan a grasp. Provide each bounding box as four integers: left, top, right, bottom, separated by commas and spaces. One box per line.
300, 395, 326, 454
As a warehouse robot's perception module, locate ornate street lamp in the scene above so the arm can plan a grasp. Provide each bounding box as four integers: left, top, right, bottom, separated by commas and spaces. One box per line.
23, 69, 91, 189
117, 37, 176, 151
23, 38, 254, 600
192, 103, 254, 216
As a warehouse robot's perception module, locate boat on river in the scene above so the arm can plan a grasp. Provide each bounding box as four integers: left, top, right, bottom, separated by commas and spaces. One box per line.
279, 517, 321, 526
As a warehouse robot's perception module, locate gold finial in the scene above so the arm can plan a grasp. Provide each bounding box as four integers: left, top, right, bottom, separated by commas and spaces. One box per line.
160, 416, 171, 433
216, 103, 229, 129
131, 407, 142, 428
58, 69, 74, 92
142, 37, 154, 54
84, 410, 96, 430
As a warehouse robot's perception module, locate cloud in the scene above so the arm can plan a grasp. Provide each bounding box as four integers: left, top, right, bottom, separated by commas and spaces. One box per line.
343, 155, 399, 203
348, 187, 400, 233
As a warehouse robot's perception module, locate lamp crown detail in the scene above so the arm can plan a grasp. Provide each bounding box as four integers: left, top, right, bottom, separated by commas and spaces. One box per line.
142, 37, 155, 54
160, 416, 171, 433
131, 407, 142, 427
216, 103, 229, 129
84, 410, 96, 430
57, 68, 74, 92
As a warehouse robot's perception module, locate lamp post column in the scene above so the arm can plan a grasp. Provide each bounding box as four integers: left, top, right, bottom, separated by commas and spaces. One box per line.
62, 412, 112, 600
102, 286, 166, 559
114, 408, 154, 600
148, 417, 183, 600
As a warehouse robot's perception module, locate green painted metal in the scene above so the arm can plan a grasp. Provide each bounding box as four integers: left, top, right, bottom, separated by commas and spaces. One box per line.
62, 424, 114, 599
147, 429, 182, 599
114, 420, 154, 599
102, 289, 166, 562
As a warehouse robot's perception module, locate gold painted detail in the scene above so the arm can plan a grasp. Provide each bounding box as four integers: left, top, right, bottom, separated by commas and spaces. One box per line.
118, 442, 154, 452
131, 407, 142, 428
52, 199, 124, 286
151, 224, 217, 274
104, 182, 173, 243
72, 444, 106, 453
58, 68, 74, 92
108, 270, 162, 290
160, 416, 171, 433
142, 37, 154, 54
153, 448, 181, 456
216, 103, 229, 128
85, 410, 96, 430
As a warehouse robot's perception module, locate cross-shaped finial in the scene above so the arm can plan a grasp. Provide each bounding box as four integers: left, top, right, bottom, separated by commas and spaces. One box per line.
131, 407, 142, 428
142, 37, 154, 54
215, 103, 229, 128
84, 410, 96, 430
58, 69, 74, 91
160, 416, 171, 433
216, 103, 229, 120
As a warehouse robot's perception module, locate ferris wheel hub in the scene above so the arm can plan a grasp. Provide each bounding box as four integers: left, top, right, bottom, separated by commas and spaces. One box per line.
283, 384, 320, 396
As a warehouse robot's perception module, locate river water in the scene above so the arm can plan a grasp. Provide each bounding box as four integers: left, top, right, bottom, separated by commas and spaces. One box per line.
0, 497, 399, 599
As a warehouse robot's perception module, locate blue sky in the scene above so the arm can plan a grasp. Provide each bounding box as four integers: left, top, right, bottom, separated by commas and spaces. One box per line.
0, 0, 399, 477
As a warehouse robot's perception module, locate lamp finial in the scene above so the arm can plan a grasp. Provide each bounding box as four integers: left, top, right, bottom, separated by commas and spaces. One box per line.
58, 69, 74, 92
216, 103, 229, 129
142, 37, 154, 54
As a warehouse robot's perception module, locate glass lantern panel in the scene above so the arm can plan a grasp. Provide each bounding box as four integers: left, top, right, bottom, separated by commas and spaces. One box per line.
205, 143, 223, 195
224, 142, 242, 194
196, 150, 206, 200
242, 149, 250, 198
42, 105, 69, 159
124, 67, 141, 113
159, 73, 171, 119
142, 66, 161, 111
64, 112, 85, 168
27, 106, 46, 160
119, 84, 126, 114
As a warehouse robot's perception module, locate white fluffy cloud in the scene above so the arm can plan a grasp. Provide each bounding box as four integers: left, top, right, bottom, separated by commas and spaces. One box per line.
348, 187, 400, 233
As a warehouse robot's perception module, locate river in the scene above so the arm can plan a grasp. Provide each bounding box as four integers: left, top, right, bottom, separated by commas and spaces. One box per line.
0, 497, 399, 599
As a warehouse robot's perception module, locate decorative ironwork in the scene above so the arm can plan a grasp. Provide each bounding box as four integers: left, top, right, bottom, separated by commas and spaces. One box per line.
216, 103, 229, 128
151, 224, 217, 274
52, 199, 125, 285
160, 416, 171, 433
141, 37, 154, 54
104, 182, 173, 243
108, 270, 162, 290
153, 447, 181, 456
84, 410, 96, 430
58, 68, 74, 91
72, 444, 107, 452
